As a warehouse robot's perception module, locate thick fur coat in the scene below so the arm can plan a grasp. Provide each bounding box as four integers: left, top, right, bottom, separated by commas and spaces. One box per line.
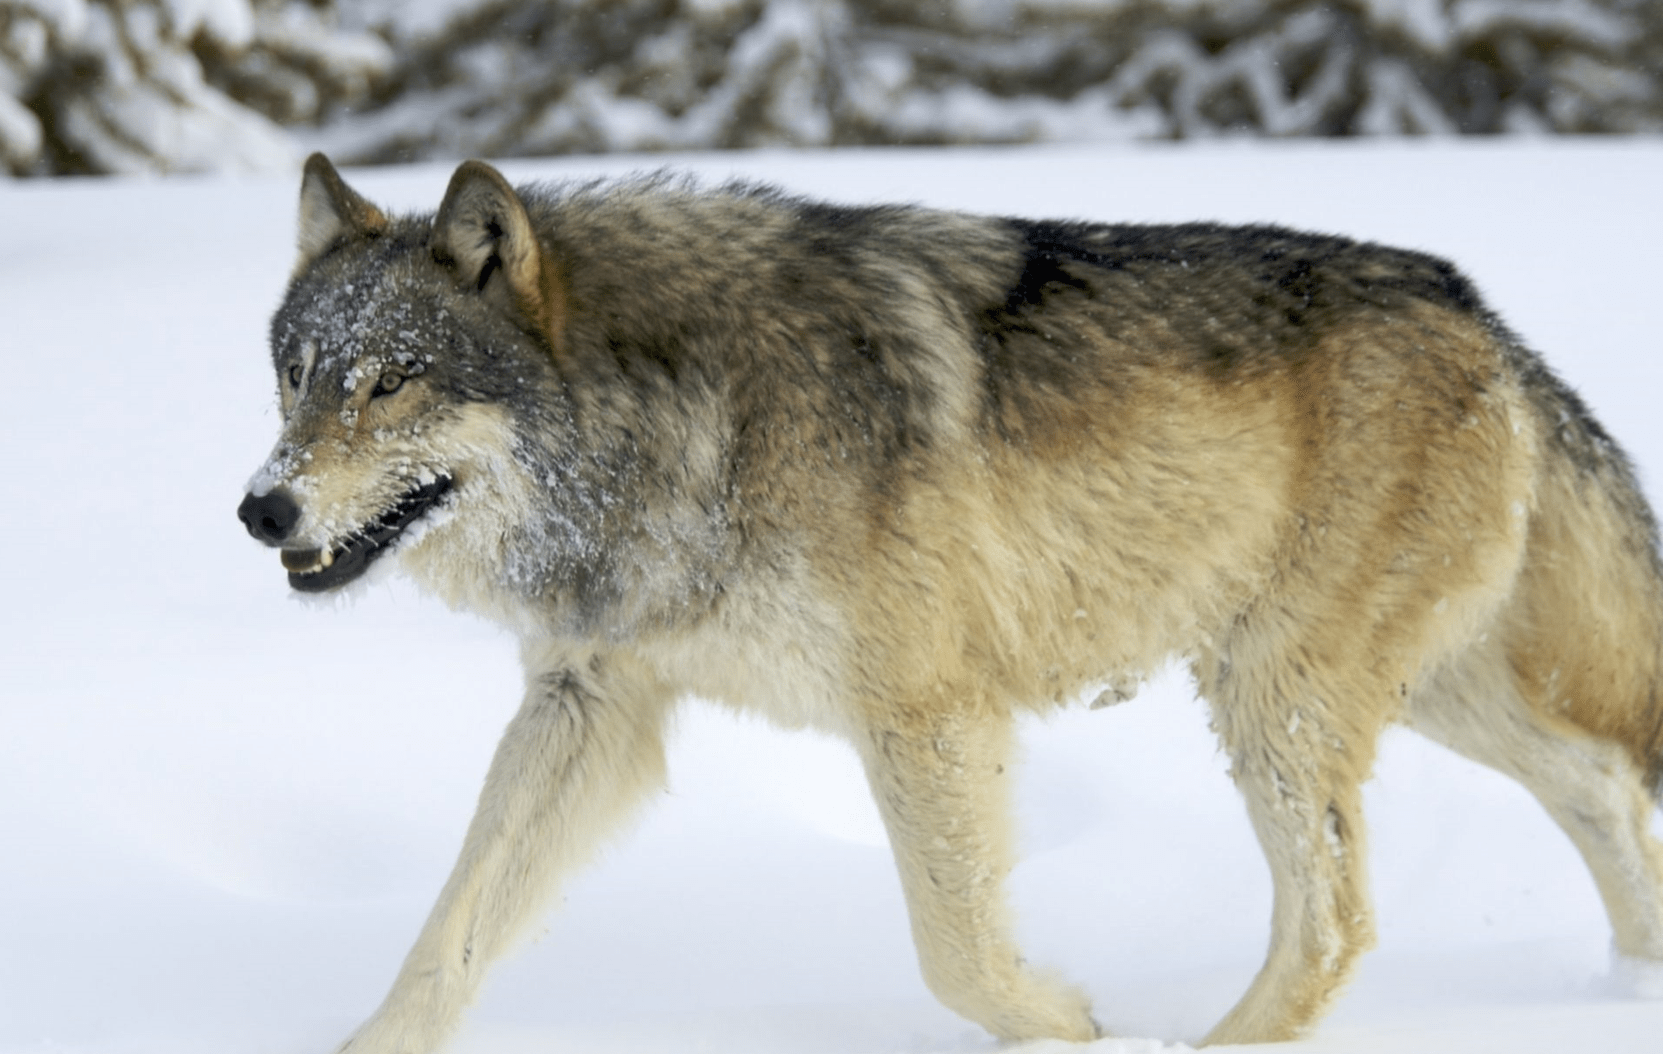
238, 155, 1663, 1050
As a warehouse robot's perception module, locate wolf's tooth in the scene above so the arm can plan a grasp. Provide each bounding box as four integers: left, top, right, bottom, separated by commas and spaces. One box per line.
320, 549, 334, 568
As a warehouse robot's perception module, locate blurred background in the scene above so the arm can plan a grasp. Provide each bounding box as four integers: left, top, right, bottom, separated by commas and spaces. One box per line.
2, 0, 1660, 177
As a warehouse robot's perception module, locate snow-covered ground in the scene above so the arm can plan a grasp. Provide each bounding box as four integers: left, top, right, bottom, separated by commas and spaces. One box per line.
3, 140, 1662, 1054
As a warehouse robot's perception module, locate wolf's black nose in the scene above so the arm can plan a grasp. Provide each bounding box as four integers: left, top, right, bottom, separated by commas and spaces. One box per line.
238, 490, 301, 545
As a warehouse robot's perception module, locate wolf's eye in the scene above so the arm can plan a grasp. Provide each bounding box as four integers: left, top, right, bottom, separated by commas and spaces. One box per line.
372, 372, 404, 397
287, 364, 304, 388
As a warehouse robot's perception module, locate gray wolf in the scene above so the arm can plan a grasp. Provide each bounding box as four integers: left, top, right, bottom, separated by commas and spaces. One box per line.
238, 153, 1663, 1049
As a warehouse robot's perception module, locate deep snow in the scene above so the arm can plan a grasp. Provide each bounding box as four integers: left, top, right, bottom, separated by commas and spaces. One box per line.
2, 140, 1662, 1054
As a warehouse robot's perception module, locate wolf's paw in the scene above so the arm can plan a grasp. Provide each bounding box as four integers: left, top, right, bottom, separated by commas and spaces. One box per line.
1008, 1038, 1193, 1054
980, 969, 1099, 1043
330, 1004, 452, 1054
1609, 951, 1663, 999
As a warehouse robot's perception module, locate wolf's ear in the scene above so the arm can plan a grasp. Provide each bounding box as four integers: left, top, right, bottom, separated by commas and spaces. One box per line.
296, 153, 387, 270
431, 160, 560, 341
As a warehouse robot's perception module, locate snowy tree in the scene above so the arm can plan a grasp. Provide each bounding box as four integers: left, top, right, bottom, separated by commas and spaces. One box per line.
0, 0, 389, 175
307, 0, 1663, 166
5, 0, 1661, 176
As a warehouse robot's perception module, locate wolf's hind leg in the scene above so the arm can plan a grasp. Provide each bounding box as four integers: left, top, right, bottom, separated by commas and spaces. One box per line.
336, 647, 675, 1054
1199, 665, 1383, 1045
860, 702, 1098, 1042
1410, 641, 1663, 970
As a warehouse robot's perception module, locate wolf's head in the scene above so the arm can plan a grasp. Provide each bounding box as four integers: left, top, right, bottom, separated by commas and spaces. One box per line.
239, 154, 569, 600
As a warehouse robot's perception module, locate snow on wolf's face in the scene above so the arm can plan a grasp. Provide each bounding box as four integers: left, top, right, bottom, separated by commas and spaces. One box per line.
240, 227, 547, 598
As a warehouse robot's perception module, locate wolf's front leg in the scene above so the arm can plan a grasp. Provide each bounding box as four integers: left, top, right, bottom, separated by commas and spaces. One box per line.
861, 704, 1097, 1042
337, 647, 675, 1054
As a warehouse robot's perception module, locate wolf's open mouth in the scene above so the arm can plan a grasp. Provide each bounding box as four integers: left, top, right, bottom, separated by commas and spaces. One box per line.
284, 477, 453, 593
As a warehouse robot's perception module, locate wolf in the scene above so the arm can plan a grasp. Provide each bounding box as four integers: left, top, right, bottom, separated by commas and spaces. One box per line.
238, 153, 1663, 1050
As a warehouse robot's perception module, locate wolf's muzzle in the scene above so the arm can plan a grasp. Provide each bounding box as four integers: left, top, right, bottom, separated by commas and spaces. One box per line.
236, 478, 454, 593
238, 489, 301, 545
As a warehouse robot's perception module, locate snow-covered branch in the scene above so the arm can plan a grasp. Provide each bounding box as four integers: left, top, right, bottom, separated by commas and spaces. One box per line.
4, 0, 1661, 176
1, 0, 388, 174
316, 0, 1662, 167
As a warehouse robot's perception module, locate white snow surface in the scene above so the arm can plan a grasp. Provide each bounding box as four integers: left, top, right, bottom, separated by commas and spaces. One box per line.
3, 140, 1662, 1054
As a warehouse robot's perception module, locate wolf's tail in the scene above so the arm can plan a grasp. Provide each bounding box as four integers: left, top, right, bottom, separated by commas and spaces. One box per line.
1506, 339, 1663, 801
